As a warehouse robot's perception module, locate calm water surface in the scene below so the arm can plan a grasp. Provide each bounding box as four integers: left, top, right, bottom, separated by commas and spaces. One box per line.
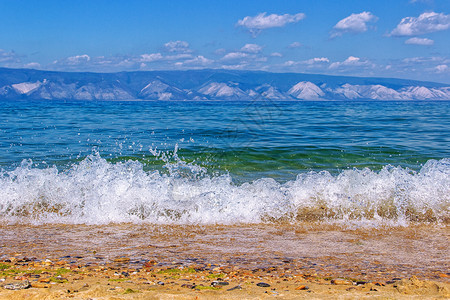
1, 100, 449, 178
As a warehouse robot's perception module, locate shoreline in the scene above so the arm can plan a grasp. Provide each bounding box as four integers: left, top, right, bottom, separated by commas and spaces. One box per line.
1, 223, 449, 298
0, 260, 448, 299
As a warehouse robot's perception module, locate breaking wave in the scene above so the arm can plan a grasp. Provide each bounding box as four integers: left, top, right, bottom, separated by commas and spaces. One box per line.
0, 153, 448, 226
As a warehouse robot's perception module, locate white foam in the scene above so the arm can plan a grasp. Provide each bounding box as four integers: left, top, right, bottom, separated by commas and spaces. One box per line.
0, 154, 448, 225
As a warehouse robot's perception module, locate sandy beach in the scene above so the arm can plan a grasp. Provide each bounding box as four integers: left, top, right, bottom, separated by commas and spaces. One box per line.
1, 223, 448, 299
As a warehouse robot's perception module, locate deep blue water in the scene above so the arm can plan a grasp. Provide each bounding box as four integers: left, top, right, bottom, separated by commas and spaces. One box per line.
1, 99, 449, 180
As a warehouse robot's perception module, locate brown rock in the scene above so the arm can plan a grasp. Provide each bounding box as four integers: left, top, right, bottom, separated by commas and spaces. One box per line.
295, 285, 309, 290
14, 276, 27, 280
331, 279, 353, 285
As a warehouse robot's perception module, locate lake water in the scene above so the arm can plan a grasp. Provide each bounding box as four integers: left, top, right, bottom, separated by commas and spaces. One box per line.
0, 99, 449, 225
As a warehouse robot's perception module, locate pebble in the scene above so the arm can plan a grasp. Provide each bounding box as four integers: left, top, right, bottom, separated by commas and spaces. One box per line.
257, 282, 271, 287
157, 281, 165, 285
211, 281, 229, 287
3, 280, 31, 290
227, 285, 242, 291
14, 276, 27, 280
331, 279, 353, 285
295, 285, 309, 290
181, 284, 196, 289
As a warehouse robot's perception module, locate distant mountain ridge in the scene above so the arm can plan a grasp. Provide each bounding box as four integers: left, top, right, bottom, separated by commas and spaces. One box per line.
0, 67, 449, 100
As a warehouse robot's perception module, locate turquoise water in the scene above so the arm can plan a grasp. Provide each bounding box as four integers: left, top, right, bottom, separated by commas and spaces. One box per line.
0, 100, 449, 224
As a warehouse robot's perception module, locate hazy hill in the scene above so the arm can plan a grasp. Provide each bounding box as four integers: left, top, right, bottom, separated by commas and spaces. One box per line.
1, 68, 449, 100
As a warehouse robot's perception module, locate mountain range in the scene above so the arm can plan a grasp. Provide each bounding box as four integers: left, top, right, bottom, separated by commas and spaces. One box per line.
1, 67, 449, 101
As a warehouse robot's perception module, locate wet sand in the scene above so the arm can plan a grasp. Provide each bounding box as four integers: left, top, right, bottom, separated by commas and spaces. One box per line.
0, 223, 449, 299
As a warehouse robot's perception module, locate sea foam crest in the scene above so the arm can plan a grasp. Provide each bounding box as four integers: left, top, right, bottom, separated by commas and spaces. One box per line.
0, 155, 448, 225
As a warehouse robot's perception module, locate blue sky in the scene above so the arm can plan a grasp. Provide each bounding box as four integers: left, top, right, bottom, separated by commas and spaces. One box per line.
0, 0, 449, 83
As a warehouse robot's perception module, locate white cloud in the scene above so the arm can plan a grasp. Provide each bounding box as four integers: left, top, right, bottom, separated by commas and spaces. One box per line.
405, 37, 434, 45
302, 57, 330, 64
0, 49, 20, 64
116, 58, 135, 67
434, 64, 448, 73
389, 56, 450, 78
218, 47, 270, 70
49, 51, 199, 72
164, 40, 192, 53
270, 52, 283, 57
329, 56, 374, 70
331, 12, 378, 37
390, 12, 450, 36
222, 52, 249, 61
221, 63, 248, 70
402, 56, 448, 63
52, 54, 138, 71
237, 12, 305, 36
240, 43, 262, 53
64, 54, 91, 65
288, 42, 302, 48
140, 53, 163, 62
179, 55, 213, 66
24, 62, 41, 69
282, 60, 299, 67
279, 57, 330, 70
